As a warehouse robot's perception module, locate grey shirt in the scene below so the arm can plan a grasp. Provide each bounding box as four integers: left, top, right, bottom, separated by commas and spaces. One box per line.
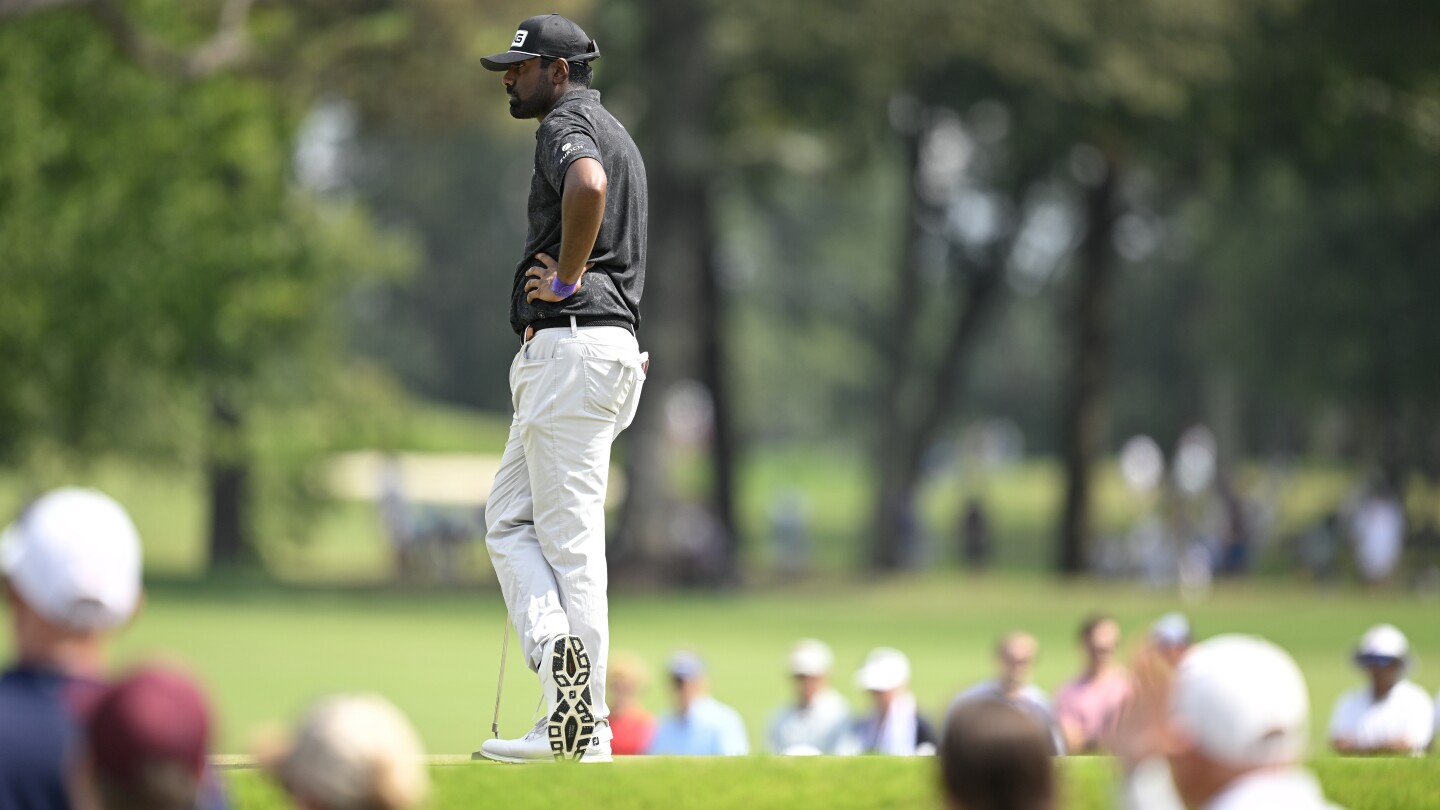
509, 88, 647, 336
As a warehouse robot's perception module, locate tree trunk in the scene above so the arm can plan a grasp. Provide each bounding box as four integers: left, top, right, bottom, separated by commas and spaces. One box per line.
1056, 160, 1122, 575
695, 188, 742, 581
869, 261, 1006, 570
867, 115, 930, 570
614, 0, 738, 585
867, 107, 1027, 571
206, 393, 253, 569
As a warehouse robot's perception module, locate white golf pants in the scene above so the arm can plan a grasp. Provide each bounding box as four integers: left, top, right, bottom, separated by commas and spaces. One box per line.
485, 320, 646, 721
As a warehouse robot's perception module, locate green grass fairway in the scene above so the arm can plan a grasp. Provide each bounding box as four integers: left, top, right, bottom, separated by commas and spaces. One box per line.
68, 576, 1440, 758
221, 756, 1440, 809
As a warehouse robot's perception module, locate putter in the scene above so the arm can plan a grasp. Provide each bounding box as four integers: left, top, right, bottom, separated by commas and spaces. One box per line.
491, 616, 511, 738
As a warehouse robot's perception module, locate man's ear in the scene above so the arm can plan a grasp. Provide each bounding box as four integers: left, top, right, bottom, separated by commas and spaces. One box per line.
551, 58, 571, 86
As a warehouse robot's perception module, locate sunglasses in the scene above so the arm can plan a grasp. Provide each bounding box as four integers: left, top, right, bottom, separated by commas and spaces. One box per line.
1355, 653, 1403, 668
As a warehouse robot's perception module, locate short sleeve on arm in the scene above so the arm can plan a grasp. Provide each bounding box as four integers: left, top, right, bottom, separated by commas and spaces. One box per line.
1328, 692, 1358, 739
537, 117, 602, 192
1054, 685, 1079, 725
767, 710, 786, 753
1402, 687, 1435, 750
720, 708, 750, 756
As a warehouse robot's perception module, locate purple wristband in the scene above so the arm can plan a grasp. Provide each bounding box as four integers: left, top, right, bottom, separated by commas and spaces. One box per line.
550, 276, 579, 298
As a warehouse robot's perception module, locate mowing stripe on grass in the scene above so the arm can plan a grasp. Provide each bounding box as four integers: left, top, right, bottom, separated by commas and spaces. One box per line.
223, 756, 1440, 810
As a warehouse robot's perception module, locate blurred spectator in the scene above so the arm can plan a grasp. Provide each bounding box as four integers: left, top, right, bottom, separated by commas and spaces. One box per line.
1149, 613, 1192, 668
263, 693, 428, 810
949, 632, 1061, 754
1351, 485, 1405, 586
958, 498, 993, 572
768, 639, 850, 755
1133, 513, 1176, 589
1115, 635, 1344, 810
843, 647, 937, 756
1299, 512, 1343, 584
648, 652, 748, 756
770, 490, 811, 579
606, 652, 656, 756
939, 699, 1055, 810
1329, 624, 1434, 755
667, 506, 731, 587
1055, 614, 1130, 754
1177, 542, 1214, 604
76, 666, 218, 810
0, 488, 142, 810
1216, 478, 1251, 576
377, 454, 413, 577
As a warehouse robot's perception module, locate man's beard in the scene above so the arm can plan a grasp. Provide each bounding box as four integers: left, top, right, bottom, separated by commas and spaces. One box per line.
508, 87, 551, 119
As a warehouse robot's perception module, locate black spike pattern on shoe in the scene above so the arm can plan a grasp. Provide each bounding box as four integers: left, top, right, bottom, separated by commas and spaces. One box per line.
547, 635, 595, 761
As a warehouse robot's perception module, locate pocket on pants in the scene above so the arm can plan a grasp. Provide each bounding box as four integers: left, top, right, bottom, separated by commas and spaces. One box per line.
582, 356, 629, 418
616, 353, 647, 432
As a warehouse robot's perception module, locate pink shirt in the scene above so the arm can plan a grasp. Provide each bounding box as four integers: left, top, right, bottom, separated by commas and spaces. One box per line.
1055, 670, 1131, 750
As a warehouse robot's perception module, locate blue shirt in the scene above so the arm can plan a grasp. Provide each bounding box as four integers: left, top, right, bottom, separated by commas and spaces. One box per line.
0, 666, 93, 810
648, 695, 749, 756
0, 666, 228, 810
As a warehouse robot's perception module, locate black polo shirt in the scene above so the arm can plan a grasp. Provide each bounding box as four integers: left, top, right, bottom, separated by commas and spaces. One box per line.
508, 88, 648, 336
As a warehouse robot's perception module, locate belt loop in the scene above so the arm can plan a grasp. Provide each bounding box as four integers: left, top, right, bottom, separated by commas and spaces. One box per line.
569, 315, 579, 337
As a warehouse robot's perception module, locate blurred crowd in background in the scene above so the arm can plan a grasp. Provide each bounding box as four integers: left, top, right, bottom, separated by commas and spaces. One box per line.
4, 487, 1437, 809
369, 429, 1439, 596
601, 617, 1436, 763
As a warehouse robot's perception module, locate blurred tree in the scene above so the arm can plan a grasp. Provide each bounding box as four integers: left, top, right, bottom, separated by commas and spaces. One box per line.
0, 9, 412, 568
1200, 0, 1440, 491
15, 0, 1436, 583
602, 0, 742, 585
720, 0, 1269, 571
340, 130, 533, 414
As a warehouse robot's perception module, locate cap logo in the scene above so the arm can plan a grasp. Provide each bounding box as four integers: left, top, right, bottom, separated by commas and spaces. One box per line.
511, 30, 529, 48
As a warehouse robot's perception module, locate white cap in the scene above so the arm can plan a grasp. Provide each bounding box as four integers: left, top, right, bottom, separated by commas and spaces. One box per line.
1150, 613, 1192, 648
0, 488, 142, 631
789, 639, 833, 677
856, 647, 910, 692
1356, 624, 1408, 660
1171, 635, 1309, 767
275, 694, 428, 810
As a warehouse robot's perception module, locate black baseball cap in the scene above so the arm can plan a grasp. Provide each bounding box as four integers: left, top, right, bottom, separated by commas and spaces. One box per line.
481, 14, 600, 71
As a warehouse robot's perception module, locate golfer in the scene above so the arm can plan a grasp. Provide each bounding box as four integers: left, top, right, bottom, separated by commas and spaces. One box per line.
473, 14, 648, 764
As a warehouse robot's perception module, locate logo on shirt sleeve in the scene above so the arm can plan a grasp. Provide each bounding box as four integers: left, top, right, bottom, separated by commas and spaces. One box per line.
561, 143, 574, 153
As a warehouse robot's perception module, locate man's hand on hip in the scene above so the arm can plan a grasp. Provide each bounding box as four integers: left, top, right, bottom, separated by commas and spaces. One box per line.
525, 252, 592, 303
